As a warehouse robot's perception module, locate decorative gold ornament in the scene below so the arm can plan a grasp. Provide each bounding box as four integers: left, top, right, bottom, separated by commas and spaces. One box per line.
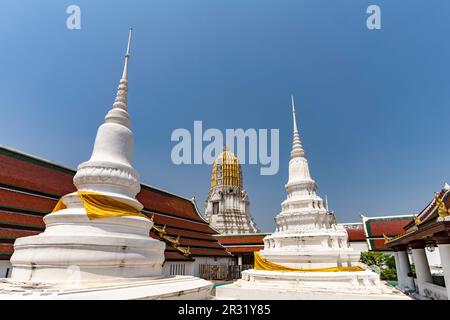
434, 193, 450, 218
153, 224, 166, 235
383, 233, 392, 243
151, 224, 189, 257
178, 246, 191, 257
164, 234, 181, 248
414, 215, 421, 225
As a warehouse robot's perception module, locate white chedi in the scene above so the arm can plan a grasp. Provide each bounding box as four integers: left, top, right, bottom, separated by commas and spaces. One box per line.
9, 29, 164, 283
215, 96, 408, 299
1, 30, 212, 300
261, 96, 357, 268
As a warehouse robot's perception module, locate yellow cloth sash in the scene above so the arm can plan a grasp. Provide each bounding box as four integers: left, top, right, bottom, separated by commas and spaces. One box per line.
254, 252, 365, 272
52, 191, 147, 221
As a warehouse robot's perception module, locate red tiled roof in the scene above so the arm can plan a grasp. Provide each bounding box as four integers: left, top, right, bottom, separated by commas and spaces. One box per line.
225, 246, 264, 253
361, 215, 414, 251
367, 220, 411, 237
0, 243, 13, 255
363, 216, 413, 238
0, 188, 56, 214
0, 211, 45, 229
138, 186, 206, 224
405, 189, 450, 230
368, 238, 389, 251
345, 227, 366, 241
0, 146, 230, 261
213, 234, 268, 255
215, 234, 267, 246
384, 189, 450, 248
0, 149, 75, 197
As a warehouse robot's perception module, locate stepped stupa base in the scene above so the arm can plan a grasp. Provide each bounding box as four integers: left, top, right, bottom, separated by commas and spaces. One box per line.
0, 276, 213, 300
259, 249, 361, 269
215, 269, 411, 300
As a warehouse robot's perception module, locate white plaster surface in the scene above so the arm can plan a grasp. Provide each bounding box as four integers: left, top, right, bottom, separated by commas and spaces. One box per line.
0, 276, 213, 300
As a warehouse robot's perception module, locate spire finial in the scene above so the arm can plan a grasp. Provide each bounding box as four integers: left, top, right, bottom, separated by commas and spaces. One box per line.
290, 95, 304, 159
291, 94, 295, 110
122, 28, 133, 80
291, 94, 298, 133
110, 28, 133, 114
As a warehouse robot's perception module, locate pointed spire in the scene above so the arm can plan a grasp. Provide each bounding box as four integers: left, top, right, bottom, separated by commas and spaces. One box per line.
291, 95, 298, 132
121, 28, 133, 80
111, 28, 133, 112
290, 95, 305, 159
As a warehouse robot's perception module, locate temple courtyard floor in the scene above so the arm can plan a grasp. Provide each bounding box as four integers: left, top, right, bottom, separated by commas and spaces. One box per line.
212, 280, 412, 300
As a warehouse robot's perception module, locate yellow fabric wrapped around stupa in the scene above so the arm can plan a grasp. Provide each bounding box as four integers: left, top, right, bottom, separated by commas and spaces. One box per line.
52, 191, 147, 220
254, 252, 365, 272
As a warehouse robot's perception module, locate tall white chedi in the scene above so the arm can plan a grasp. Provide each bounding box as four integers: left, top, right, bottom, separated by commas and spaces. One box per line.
260, 96, 358, 268
215, 96, 406, 299
9, 29, 165, 283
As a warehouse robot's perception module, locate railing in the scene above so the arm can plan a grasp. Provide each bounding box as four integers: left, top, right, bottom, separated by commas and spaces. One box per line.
199, 264, 253, 280
169, 263, 186, 276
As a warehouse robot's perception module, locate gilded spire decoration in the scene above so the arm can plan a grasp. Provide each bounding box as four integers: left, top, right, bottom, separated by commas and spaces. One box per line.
210, 149, 241, 188
290, 95, 305, 159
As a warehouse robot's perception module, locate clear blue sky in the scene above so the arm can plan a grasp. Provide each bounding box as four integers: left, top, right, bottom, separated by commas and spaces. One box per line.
1, 1, 450, 232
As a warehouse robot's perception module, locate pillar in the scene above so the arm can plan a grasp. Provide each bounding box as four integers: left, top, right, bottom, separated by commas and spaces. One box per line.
395, 246, 415, 291
410, 240, 433, 296
393, 251, 402, 286
434, 231, 450, 299
237, 256, 243, 266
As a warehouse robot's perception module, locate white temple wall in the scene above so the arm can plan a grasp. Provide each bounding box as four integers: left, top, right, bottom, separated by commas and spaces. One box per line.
426, 250, 442, 270
408, 249, 442, 274
348, 241, 368, 255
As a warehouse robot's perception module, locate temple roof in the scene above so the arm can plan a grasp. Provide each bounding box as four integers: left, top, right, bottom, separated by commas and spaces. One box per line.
385, 185, 450, 248
214, 233, 268, 254
0, 145, 230, 261
340, 223, 366, 241
361, 214, 414, 251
